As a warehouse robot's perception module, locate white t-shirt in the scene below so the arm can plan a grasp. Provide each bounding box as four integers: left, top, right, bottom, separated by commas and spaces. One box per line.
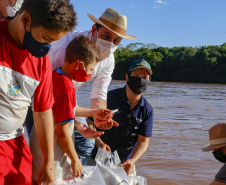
48, 30, 115, 101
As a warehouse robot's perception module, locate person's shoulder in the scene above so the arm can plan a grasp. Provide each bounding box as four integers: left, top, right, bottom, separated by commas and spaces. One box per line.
64, 30, 91, 41
51, 30, 91, 48
107, 87, 125, 103
52, 71, 74, 92
108, 87, 124, 96
142, 96, 153, 111
102, 53, 115, 63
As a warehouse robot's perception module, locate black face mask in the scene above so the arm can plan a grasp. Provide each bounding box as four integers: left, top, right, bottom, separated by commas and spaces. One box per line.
213, 149, 226, 163
127, 74, 150, 95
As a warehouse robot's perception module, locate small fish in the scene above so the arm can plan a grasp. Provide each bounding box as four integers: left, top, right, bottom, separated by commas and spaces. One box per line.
104, 109, 119, 118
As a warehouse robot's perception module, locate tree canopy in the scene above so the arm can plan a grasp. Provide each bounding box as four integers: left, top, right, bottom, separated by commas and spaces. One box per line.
113, 43, 226, 84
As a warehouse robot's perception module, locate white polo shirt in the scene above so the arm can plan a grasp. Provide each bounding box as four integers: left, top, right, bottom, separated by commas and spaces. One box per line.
48, 30, 115, 101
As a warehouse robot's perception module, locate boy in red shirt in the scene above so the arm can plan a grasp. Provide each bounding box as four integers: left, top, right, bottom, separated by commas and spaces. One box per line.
30, 35, 115, 183
0, 0, 76, 184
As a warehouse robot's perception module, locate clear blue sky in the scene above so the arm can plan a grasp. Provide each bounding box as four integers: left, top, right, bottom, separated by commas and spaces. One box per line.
71, 0, 226, 48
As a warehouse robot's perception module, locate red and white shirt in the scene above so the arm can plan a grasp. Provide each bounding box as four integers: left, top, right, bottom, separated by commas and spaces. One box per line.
0, 21, 54, 140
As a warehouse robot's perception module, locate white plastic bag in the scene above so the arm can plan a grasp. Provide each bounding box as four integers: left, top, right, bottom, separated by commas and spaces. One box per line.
95, 148, 129, 185
52, 166, 105, 185
49, 148, 147, 185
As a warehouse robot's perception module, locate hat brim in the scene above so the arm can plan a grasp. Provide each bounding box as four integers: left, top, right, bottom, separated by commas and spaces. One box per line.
87, 13, 136, 40
202, 143, 226, 152
131, 66, 152, 75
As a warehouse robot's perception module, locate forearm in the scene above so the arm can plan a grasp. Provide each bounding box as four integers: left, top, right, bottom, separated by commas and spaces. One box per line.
87, 118, 102, 147
75, 106, 96, 117
130, 139, 149, 163
33, 109, 54, 162
56, 126, 79, 162
91, 98, 107, 109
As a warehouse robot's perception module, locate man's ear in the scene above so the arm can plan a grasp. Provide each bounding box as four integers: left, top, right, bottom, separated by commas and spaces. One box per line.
91, 24, 97, 37
125, 74, 128, 82
21, 12, 32, 32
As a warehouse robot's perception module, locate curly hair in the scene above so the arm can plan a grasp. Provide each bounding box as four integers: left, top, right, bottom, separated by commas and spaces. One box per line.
65, 35, 101, 65
19, 0, 77, 32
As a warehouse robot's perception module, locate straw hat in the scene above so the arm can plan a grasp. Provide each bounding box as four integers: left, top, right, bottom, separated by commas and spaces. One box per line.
202, 122, 226, 152
87, 8, 136, 40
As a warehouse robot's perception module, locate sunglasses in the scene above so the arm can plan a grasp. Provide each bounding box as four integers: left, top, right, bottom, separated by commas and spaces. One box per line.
127, 109, 137, 128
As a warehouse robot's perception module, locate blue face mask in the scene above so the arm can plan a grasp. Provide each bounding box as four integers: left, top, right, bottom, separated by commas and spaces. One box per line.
23, 27, 51, 58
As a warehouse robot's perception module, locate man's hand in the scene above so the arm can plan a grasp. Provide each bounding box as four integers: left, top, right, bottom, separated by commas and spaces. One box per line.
96, 139, 111, 152
75, 122, 104, 138
71, 158, 83, 178
38, 161, 56, 185
120, 158, 135, 175
93, 109, 113, 121
94, 118, 119, 130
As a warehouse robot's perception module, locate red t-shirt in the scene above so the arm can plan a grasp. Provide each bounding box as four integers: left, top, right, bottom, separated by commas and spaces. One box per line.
0, 20, 54, 137
52, 69, 76, 124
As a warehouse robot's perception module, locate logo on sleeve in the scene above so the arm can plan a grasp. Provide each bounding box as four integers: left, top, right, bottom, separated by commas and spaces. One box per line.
7, 80, 21, 99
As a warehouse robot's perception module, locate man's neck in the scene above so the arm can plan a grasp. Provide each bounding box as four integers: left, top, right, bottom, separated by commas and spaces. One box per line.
126, 85, 142, 109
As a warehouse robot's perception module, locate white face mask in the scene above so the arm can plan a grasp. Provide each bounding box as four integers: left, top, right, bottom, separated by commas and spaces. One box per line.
6, 0, 23, 17
95, 38, 118, 60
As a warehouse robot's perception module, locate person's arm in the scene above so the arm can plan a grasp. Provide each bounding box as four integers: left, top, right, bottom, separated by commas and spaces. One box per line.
95, 136, 111, 152
210, 181, 226, 185
75, 105, 111, 117
89, 100, 118, 129
91, 98, 107, 109
86, 118, 111, 152
33, 109, 55, 185
210, 163, 226, 185
74, 118, 104, 139
90, 55, 115, 104
120, 135, 150, 175
55, 122, 83, 178
75, 105, 118, 133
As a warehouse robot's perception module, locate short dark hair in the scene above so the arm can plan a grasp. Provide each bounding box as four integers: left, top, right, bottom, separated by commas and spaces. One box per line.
19, 0, 77, 32
95, 23, 102, 31
65, 35, 101, 65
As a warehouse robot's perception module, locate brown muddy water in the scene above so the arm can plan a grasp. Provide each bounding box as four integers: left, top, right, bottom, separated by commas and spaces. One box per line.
26, 80, 226, 185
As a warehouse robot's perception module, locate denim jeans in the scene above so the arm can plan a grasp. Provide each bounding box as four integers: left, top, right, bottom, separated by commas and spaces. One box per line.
74, 117, 95, 165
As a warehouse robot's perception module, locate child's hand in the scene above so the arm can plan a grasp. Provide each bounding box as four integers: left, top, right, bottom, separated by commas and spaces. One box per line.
76, 123, 104, 138
71, 158, 83, 178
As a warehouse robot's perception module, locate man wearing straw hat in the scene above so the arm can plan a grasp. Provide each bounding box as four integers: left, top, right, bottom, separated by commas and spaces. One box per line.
202, 122, 226, 184
48, 8, 136, 165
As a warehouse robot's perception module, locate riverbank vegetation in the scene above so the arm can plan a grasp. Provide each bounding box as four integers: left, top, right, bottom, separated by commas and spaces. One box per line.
113, 43, 226, 84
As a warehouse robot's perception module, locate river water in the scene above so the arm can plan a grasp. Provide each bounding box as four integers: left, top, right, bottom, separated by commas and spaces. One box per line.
76, 80, 226, 185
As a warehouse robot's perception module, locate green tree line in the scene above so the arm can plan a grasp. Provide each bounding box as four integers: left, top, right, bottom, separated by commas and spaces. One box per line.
113, 43, 226, 84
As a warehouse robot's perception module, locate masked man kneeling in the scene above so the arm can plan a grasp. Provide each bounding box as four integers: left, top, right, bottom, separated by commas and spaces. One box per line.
87, 59, 154, 175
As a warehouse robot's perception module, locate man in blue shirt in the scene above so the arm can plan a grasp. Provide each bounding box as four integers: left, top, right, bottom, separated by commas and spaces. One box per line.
88, 59, 154, 175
